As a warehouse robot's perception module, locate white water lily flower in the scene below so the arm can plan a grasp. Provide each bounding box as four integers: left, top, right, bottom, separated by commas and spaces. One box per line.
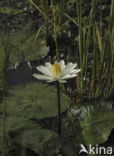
33, 60, 81, 83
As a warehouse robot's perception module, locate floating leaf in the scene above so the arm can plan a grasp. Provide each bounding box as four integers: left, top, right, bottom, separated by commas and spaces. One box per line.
2, 83, 70, 120
0, 117, 61, 155
15, 126, 61, 155
0, 82, 70, 153
74, 100, 114, 145
0, 24, 49, 67
10, 25, 49, 63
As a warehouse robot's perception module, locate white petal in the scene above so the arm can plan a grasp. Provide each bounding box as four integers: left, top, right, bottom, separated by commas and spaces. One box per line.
63, 63, 77, 75
33, 74, 53, 81
70, 69, 77, 74
59, 60, 65, 71
62, 63, 72, 75
61, 74, 77, 79
61, 68, 80, 80
70, 63, 77, 69
75, 69, 81, 73
70, 69, 81, 75
27, 61, 32, 69
61, 74, 72, 79
59, 79, 67, 83
46, 80, 55, 82
69, 74, 77, 78
67, 63, 77, 70
45, 62, 52, 70
37, 66, 52, 76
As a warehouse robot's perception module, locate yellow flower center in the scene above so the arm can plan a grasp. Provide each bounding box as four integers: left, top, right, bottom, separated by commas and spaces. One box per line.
52, 63, 62, 78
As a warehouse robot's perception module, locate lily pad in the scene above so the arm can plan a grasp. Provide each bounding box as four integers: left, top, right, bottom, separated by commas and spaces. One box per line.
74, 100, 114, 145
1, 83, 71, 120
0, 24, 49, 67
14, 126, 61, 156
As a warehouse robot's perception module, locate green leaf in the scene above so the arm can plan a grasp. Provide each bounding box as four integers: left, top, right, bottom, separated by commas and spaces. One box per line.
10, 25, 49, 63
0, 82, 70, 153
0, 24, 49, 67
96, 25, 102, 53
0, 117, 38, 151
75, 100, 114, 145
14, 126, 61, 156
0, 82, 69, 153
2, 83, 71, 120
0, 118, 61, 155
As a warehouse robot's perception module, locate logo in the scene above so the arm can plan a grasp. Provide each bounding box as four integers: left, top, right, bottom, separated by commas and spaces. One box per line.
79, 144, 112, 155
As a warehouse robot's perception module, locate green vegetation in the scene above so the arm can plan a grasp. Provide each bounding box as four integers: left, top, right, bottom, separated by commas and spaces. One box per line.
0, 0, 114, 155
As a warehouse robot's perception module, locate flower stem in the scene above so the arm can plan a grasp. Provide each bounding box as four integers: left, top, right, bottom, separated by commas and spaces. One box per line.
57, 82, 61, 137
